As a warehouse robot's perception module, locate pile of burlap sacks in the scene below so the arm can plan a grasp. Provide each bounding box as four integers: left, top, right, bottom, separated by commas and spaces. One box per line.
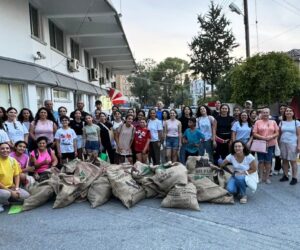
22, 156, 234, 212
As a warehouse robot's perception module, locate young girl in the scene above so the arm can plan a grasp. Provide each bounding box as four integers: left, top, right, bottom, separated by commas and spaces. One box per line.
70, 109, 84, 159
0, 119, 10, 144
115, 114, 135, 164
30, 136, 58, 181
10, 141, 33, 186
134, 117, 151, 163
82, 114, 101, 160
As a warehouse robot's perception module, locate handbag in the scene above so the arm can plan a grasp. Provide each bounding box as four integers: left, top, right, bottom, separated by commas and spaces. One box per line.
250, 139, 267, 153
274, 142, 281, 156
245, 171, 259, 192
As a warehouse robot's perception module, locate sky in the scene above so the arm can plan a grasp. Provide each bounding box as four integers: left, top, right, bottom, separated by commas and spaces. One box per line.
111, 0, 300, 64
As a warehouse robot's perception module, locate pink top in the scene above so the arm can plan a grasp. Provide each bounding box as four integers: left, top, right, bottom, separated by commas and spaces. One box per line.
253, 119, 279, 147
32, 120, 54, 143
9, 152, 29, 170
30, 149, 53, 174
165, 119, 180, 137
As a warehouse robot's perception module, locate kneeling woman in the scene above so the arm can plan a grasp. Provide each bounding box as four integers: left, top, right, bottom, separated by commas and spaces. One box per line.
30, 136, 58, 181
220, 140, 257, 204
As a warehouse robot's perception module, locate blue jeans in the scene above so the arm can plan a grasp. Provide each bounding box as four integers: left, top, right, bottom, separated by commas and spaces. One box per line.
227, 175, 247, 196
179, 144, 186, 164
199, 139, 213, 162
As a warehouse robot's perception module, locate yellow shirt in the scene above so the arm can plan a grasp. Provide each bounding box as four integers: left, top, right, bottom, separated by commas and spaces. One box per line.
0, 157, 20, 189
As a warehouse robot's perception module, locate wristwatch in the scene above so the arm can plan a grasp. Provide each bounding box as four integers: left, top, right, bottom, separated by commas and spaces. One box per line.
15, 188, 20, 191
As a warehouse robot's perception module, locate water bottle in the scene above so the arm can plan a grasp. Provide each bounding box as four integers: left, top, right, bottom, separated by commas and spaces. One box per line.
217, 156, 223, 166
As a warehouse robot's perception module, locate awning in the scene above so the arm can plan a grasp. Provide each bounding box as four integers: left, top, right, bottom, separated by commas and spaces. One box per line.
0, 56, 105, 96
0, 57, 58, 86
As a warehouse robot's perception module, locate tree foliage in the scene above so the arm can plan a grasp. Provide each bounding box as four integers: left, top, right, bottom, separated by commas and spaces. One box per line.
230, 52, 300, 105
189, 1, 238, 97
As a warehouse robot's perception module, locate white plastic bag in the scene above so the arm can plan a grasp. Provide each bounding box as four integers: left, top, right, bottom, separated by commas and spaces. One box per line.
245, 171, 259, 193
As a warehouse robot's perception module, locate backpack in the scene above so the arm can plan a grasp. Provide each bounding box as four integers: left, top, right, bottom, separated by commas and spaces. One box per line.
34, 148, 52, 159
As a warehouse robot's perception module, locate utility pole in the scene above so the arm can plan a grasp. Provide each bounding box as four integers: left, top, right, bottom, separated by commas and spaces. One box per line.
244, 0, 250, 58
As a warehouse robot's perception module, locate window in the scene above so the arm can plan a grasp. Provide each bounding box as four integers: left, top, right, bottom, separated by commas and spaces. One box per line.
36, 87, 45, 108
0, 84, 24, 111
93, 58, 97, 68
71, 39, 80, 60
111, 82, 116, 88
49, 20, 64, 53
53, 89, 69, 101
29, 4, 39, 38
84, 50, 90, 68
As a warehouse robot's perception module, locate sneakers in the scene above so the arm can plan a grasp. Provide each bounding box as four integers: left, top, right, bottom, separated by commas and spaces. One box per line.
240, 196, 247, 204
0, 205, 4, 213
280, 175, 289, 182
265, 179, 272, 184
290, 178, 297, 185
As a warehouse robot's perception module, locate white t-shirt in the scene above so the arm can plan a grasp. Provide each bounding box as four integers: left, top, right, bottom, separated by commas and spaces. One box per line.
225, 153, 255, 172
280, 120, 300, 145
148, 119, 163, 142
4, 121, 29, 144
196, 116, 214, 141
55, 128, 77, 153
0, 129, 9, 143
112, 120, 123, 131
231, 121, 252, 143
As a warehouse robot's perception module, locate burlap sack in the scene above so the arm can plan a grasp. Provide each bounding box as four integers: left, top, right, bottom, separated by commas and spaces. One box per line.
150, 162, 187, 192
189, 174, 228, 202
107, 167, 146, 208
213, 169, 232, 189
194, 167, 214, 181
23, 177, 58, 211
161, 183, 200, 211
88, 174, 112, 208
186, 156, 211, 174
131, 161, 154, 179
209, 194, 235, 204
53, 161, 102, 208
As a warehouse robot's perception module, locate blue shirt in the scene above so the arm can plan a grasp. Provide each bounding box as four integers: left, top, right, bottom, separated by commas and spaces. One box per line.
231, 121, 252, 144
183, 128, 205, 153
156, 110, 163, 121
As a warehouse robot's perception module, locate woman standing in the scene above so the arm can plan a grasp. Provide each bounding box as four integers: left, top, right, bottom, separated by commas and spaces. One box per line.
214, 104, 234, 164
17, 108, 34, 131
93, 110, 101, 125
231, 111, 253, 147
279, 107, 300, 185
164, 109, 182, 162
30, 107, 57, 149
196, 105, 216, 162
4, 107, 29, 146
70, 110, 85, 159
98, 112, 115, 163
82, 114, 101, 160
220, 140, 257, 204
57, 106, 68, 128
179, 106, 193, 164
253, 108, 279, 184
133, 110, 146, 128
147, 109, 163, 165
0, 107, 7, 122
249, 110, 258, 126
115, 114, 135, 164
112, 110, 124, 131
0, 120, 9, 144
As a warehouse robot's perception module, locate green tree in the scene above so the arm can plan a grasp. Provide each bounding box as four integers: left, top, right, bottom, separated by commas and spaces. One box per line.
189, 1, 238, 98
230, 52, 300, 105
128, 58, 160, 107
151, 57, 189, 106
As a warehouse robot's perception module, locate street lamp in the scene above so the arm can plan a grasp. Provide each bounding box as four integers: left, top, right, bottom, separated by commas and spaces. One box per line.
229, 1, 250, 58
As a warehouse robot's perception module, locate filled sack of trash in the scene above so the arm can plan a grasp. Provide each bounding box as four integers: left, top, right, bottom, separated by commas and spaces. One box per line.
88, 174, 112, 208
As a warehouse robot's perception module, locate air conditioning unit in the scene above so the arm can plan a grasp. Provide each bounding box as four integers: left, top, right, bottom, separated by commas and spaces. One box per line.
88, 68, 99, 81
68, 58, 80, 72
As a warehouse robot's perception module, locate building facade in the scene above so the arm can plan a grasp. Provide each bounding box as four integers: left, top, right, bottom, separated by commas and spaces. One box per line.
0, 0, 136, 114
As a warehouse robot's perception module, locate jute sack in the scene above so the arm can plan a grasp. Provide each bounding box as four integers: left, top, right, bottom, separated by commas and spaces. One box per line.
22, 177, 57, 211
209, 194, 235, 204
131, 161, 154, 179
107, 167, 146, 208
194, 167, 214, 181
150, 162, 188, 192
88, 174, 112, 208
161, 183, 200, 211
189, 174, 228, 202
53, 161, 102, 208
186, 156, 201, 174
213, 169, 232, 189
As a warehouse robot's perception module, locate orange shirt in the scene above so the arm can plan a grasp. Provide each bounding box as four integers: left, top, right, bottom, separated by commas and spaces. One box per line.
253, 120, 279, 147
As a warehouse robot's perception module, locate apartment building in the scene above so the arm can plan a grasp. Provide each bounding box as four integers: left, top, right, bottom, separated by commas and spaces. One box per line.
0, 0, 136, 114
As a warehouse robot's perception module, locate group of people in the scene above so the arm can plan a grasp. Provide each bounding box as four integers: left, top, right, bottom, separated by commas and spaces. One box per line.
0, 98, 299, 210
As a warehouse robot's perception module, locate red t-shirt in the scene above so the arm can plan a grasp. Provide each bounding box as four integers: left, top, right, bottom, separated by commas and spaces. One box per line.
134, 127, 151, 152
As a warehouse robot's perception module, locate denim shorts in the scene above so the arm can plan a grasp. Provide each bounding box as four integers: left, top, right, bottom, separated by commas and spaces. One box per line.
166, 137, 179, 150
85, 140, 100, 152
257, 146, 275, 163
77, 135, 83, 149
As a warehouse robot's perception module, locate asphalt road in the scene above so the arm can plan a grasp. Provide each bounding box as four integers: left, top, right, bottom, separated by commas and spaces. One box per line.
1, 171, 300, 250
